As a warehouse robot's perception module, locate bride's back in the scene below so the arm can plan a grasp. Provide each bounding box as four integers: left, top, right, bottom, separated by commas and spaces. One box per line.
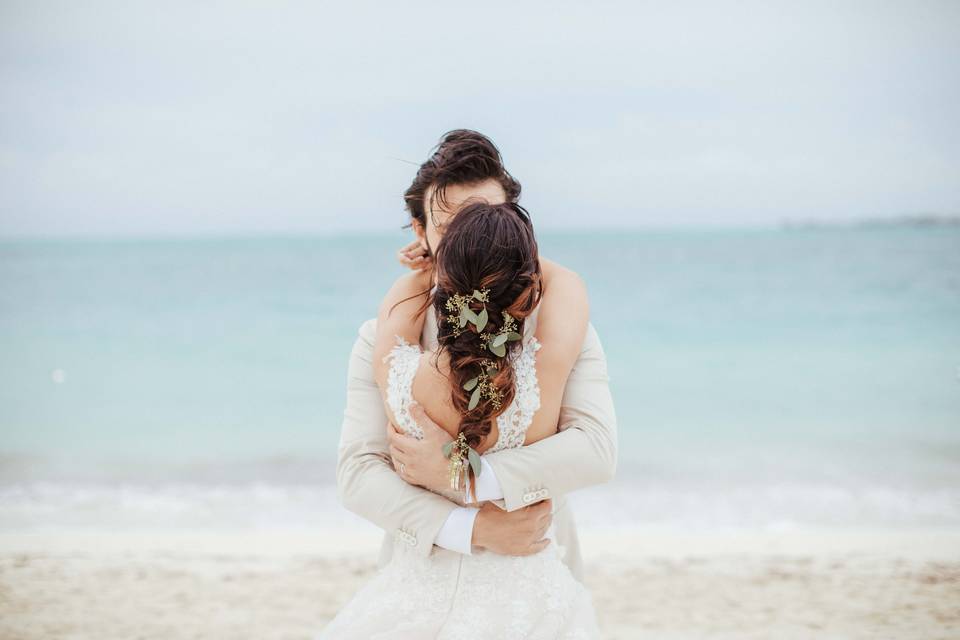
410, 350, 487, 447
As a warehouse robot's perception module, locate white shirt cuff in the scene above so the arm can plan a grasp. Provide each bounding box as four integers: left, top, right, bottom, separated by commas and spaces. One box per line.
434, 506, 479, 555
465, 457, 504, 502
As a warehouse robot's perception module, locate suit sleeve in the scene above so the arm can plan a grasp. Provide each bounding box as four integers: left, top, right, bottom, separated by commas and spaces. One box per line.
481, 322, 618, 512
335, 319, 458, 557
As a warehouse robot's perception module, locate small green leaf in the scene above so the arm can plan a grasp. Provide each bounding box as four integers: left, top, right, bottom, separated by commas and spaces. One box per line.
463, 376, 479, 391
490, 341, 506, 357
459, 308, 469, 328
486, 366, 498, 377
506, 332, 522, 341
468, 386, 482, 410
464, 308, 480, 326
442, 441, 455, 458
468, 448, 482, 478
476, 308, 488, 331
492, 332, 509, 347
472, 289, 483, 300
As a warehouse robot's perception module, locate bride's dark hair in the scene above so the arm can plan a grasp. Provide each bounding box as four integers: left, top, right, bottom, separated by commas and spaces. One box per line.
430, 201, 542, 449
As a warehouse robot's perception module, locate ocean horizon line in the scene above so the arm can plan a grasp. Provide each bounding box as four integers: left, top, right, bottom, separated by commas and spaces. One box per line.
1, 213, 958, 245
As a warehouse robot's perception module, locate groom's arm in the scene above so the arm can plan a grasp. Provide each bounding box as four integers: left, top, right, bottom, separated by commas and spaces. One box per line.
338, 318, 552, 557
335, 319, 458, 558
391, 320, 617, 519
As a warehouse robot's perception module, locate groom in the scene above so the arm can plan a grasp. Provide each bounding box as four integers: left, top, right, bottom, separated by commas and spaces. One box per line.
336, 130, 617, 580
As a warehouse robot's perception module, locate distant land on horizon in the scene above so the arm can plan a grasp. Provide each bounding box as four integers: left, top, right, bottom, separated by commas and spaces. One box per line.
780, 213, 960, 230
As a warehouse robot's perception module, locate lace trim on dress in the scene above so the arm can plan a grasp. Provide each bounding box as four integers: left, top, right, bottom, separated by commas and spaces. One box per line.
382, 335, 424, 439
487, 335, 541, 454
382, 334, 541, 450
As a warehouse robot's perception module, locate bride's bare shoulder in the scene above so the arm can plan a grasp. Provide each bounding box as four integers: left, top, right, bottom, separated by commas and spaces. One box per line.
537, 257, 590, 360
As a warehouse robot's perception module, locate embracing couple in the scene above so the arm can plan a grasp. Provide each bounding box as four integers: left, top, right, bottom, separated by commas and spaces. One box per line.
318, 130, 618, 639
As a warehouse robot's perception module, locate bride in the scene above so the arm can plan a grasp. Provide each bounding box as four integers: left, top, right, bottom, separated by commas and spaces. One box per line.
317, 200, 600, 638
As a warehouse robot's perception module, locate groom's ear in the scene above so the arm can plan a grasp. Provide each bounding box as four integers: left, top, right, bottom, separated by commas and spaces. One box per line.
411, 218, 430, 254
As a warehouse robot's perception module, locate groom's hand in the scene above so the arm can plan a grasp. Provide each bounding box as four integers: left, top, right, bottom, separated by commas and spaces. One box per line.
472, 499, 553, 556
387, 401, 453, 493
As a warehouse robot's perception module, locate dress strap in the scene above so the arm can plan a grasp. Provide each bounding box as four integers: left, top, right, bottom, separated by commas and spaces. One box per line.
485, 335, 542, 453
382, 336, 424, 439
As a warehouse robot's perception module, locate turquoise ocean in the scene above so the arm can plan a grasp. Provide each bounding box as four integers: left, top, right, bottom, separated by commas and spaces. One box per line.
1, 226, 959, 534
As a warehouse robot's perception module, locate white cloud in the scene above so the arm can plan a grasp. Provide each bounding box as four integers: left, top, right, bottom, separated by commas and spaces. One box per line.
1, 1, 958, 237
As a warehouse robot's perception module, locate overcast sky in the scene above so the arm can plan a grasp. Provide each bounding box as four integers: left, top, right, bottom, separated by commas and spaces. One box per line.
1, 1, 958, 238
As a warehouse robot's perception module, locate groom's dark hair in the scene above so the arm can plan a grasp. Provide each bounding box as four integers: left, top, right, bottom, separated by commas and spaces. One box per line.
403, 130, 521, 229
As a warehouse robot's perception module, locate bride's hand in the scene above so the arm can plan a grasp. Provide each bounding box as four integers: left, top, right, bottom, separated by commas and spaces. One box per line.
396, 239, 432, 272
387, 401, 452, 493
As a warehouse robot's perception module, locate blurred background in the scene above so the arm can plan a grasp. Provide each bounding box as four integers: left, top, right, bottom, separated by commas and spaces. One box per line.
2, 1, 959, 539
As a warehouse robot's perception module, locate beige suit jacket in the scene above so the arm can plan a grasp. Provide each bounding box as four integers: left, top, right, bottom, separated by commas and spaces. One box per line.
335, 306, 617, 581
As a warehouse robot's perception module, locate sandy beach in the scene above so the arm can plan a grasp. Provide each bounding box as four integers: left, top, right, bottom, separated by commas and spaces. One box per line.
1, 528, 957, 639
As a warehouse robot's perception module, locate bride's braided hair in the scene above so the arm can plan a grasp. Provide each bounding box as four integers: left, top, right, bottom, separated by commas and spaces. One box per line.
431, 201, 542, 450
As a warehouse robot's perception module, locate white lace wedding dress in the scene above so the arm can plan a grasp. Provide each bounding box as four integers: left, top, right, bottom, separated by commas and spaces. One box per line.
317, 334, 600, 639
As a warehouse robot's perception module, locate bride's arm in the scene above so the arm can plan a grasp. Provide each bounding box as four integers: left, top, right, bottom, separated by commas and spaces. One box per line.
527, 257, 590, 438
477, 324, 617, 511
465, 259, 615, 509
395, 259, 615, 511
371, 270, 432, 423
